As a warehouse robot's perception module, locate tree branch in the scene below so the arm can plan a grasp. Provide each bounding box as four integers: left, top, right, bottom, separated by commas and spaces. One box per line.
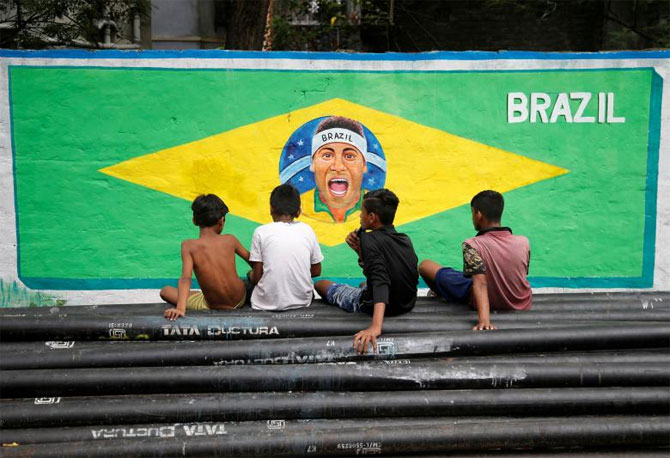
604, 12, 666, 47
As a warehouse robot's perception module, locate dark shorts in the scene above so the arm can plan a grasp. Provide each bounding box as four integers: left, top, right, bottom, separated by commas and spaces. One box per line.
242, 278, 255, 306
434, 267, 472, 304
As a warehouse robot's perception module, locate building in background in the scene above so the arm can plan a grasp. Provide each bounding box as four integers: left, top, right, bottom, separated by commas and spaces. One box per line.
151, 0, 225, 49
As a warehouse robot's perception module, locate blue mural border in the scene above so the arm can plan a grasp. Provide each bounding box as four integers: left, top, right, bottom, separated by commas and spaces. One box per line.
4, 56, 663, 290
7, 64, 665, 76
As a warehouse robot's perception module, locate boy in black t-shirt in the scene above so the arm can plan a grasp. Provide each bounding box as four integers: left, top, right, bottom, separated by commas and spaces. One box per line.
315, 189, 418, 355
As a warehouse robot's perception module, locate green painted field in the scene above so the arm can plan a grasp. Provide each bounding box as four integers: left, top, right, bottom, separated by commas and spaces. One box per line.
9, 66, 660, 289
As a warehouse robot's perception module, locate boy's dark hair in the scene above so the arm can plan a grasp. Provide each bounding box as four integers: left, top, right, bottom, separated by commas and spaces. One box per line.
271, 184, 301, 218
191, 194, 228, 227
362, 188, 399, 225
315, 116, 364, 137
471, 190, 504, 222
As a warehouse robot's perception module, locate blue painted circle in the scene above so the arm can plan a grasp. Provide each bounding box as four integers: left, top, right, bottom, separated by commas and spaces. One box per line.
279, 117, 386, 194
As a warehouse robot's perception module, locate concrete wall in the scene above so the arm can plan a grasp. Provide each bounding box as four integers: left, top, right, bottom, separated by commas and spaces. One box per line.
0, 49, 668, 306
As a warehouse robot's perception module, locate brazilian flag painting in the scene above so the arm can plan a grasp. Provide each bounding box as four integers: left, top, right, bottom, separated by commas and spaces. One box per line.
6, 52, 663, 290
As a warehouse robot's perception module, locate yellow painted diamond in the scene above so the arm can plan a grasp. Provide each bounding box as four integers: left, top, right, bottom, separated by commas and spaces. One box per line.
100, 98, 568, 246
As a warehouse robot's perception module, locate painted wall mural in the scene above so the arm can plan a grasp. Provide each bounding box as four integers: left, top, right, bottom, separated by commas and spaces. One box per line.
0, 50, 668, 305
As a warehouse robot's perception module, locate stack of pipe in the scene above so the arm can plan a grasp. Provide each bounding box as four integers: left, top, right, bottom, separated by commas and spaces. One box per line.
0, 292, 669, 457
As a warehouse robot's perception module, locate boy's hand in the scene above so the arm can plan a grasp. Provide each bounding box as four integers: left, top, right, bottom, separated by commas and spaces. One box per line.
345, 231, 361, 256
164, 307, 185, 321
473, 320, 496, 331
353, 326, 381, 355
471, 274, 494, 331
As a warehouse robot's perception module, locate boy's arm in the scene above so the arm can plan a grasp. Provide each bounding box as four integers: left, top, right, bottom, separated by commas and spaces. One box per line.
471, 274, 495, 330
463, 242, 496, 331
310, 262, 322, 277
310, 230, 324, 278
165, 242, 193, 321
248, 261, 263, 285
353, 302, 385, 355
233, 237, 252, 267
355, 237, 391, 354
246, 229, 263, 285
345, 230, 362, 259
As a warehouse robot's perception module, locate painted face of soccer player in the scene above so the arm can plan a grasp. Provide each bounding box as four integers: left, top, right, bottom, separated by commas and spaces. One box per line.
312, 142, 368, 221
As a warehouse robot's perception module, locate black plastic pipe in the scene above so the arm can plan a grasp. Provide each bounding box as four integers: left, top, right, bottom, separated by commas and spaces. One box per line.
2, 359, 668, 398
1, 291, 660, 314
0, 314, 490, 342
0, 416, 609, 445
444, 349, 670, 364
2, 387, 666, 429
2, 312, 640, 342
2, 297, 668, 319
3, 345, 668, 371
1, 324, 668, 369
0, 416, 663, 446
2, 418, 435, 445
2, 416, 668, 457
2, 290, 669, 317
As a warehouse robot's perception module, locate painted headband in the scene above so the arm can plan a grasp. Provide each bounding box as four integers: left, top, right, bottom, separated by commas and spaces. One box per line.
279, 126, 387, 184
311, 128, 367, 157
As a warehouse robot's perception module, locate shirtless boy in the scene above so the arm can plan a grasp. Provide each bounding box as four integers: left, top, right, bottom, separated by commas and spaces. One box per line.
160, 194, 251, 320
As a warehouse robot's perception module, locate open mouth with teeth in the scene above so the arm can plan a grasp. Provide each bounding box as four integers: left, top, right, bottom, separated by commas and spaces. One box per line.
328, 178, 349, 197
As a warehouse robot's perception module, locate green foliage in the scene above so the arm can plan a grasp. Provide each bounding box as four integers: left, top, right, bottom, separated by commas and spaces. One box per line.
0, 0, 150, 49
604, 0, 670, 48
272, 0, 369, 51
359, 0, 391, 26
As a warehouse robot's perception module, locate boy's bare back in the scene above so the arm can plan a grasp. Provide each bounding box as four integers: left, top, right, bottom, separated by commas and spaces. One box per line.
162, 194, 252, 320
184, 234, 246, 309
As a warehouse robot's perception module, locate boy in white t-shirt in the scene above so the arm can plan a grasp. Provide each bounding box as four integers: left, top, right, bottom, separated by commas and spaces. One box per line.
247, 184, 324, 311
